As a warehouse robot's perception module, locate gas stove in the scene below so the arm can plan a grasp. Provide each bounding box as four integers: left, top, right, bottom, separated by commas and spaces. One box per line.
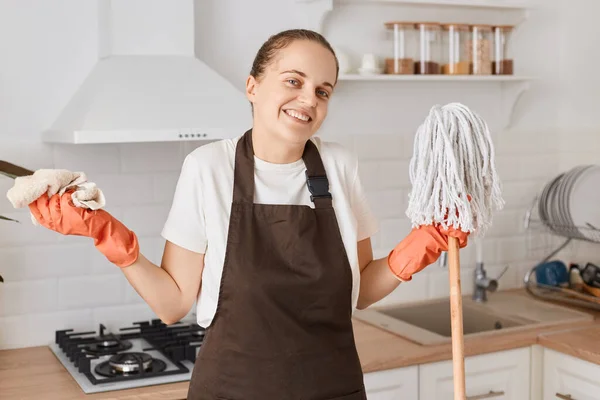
49, 319, 205, 394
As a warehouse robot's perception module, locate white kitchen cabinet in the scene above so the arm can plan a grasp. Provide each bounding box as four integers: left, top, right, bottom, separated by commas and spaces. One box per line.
363, 365, 419, 399
543, 348, 600, 400
419, 347, 531, 400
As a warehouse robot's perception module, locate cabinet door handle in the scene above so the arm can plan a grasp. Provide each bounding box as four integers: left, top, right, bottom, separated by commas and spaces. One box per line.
556, 394, 575, 400
466, 390, 505, 400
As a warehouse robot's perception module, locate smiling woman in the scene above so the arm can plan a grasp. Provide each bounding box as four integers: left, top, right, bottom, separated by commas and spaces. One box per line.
27, 28, 465, 400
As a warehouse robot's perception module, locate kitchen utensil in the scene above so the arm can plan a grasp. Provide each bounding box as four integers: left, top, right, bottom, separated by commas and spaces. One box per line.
535, 260, 569, 287
562, 286, 600, 303
582, 281, 600, 297
581, 262, 600, 288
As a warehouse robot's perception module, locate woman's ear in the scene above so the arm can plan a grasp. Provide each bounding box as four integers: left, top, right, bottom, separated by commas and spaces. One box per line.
246, 75, 258, 103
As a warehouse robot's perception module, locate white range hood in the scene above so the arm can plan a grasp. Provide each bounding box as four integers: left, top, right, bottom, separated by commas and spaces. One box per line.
43, 0, 252, 144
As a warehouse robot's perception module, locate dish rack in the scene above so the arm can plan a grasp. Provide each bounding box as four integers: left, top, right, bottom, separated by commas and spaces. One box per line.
523, 195, 600, 311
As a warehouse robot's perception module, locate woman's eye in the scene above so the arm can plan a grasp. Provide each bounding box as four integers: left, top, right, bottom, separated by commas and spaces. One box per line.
287, 79, 299, 85
317, 90, 329, 98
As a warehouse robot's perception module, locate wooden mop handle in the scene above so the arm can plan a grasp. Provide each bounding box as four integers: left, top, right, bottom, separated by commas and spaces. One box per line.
448, 236, 466, 400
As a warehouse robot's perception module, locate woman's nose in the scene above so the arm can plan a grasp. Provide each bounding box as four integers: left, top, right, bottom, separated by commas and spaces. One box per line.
298, 89, 317, 108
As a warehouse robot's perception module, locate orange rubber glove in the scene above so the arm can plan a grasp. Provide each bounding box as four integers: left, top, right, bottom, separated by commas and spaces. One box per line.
29, 192, 139, 268
387, 224, 469, 282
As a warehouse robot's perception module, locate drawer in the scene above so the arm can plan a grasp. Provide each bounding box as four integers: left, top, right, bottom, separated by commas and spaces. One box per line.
543, 348, 600, 400
419, 347, 531, 400
363, 365, 419, 399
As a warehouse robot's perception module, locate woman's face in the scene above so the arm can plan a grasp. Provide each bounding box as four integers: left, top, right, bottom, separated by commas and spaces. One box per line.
246, 40, 337, 146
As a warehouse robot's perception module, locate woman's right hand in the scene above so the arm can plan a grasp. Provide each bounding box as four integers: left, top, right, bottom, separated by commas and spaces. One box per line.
29, 192, 139, 267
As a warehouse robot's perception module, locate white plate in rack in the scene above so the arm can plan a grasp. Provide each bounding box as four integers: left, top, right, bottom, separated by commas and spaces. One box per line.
569, 165, 600, 241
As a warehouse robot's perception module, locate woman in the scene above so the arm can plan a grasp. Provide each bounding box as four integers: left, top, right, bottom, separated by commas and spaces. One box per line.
30, 29, 467, 400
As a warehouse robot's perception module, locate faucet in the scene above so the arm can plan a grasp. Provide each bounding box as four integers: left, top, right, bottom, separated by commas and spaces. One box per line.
473, 263, 508, 302
436, 244, 508, 303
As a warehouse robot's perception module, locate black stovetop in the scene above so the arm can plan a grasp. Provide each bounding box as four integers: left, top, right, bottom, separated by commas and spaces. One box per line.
54, 319, 205, 386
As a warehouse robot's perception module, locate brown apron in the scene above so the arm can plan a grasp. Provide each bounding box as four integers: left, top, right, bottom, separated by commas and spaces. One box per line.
187, 129, 366, 400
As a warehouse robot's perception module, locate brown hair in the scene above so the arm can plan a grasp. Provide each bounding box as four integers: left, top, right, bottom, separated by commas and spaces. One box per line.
250, 29, 339, 83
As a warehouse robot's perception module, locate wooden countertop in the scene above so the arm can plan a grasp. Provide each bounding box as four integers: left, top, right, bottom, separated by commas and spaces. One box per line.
538, 324, 600, 366
2, 291, 600, 400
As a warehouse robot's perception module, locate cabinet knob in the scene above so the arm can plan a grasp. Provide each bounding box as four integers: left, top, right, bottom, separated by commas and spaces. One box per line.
466, 390, 505, 400
556, 394, 575, 400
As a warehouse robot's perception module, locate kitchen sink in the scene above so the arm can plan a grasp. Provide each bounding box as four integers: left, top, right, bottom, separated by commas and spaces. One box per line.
376, 299, 527, 337
353, 291, 593, 345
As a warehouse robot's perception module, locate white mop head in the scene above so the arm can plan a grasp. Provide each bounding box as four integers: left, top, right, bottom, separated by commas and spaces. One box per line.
406, 103, 504, 236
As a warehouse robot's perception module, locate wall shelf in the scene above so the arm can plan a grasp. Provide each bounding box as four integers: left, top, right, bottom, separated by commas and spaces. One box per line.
338, 74, 533, 81
333, 0, 533, 10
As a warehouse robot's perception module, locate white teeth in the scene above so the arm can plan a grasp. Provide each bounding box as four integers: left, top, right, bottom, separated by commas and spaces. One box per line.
285, 110, 310, 122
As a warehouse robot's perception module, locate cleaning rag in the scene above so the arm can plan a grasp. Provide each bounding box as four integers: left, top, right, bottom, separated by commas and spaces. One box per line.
6, 169, 106, 225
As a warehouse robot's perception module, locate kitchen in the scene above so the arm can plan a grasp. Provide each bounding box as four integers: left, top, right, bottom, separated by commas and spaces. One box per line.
1, 0, 600, 399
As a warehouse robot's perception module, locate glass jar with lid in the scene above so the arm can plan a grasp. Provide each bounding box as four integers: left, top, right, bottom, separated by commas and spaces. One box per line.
383, 21, 417, 74
415, 22, 442, 74
492, 25, 514, 75
441, 23, 470, 75
469, 24, 493, 75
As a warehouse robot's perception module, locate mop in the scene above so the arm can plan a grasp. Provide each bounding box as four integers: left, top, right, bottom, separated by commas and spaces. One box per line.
406, 103, 504, 399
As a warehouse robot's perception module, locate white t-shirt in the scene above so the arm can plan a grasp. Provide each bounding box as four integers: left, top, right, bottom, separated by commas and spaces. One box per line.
161, 134, 380, 328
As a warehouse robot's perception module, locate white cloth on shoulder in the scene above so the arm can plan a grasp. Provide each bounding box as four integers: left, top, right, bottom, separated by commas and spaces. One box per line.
6, 169, 106, 225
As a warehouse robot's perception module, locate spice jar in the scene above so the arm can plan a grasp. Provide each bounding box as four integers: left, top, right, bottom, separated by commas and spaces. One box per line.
492, 25, 514, 75
441, 23, 470, 75
469, 25, 493, 75
414, 22, 442, 74
384, 22, 416, 74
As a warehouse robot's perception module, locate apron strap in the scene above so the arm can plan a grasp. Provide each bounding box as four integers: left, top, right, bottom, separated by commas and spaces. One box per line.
233, 129, 332, 209
303, 140, 333, 209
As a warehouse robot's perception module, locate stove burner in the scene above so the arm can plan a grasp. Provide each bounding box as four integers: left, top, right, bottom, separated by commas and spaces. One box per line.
95, 352, 167, 377
97, 338, 119, 347
81, 337, 133, 356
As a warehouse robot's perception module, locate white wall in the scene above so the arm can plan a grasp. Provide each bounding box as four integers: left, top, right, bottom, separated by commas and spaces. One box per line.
0, 0, 595, 349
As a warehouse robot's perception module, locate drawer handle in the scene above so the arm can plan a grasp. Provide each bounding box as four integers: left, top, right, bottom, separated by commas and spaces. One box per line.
466, 390, 505, 400
467, 390, 504, 400
556, 394, 575, 400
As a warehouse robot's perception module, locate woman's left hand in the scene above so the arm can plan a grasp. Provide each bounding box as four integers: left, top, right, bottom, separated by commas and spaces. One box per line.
387, 224, 469, 281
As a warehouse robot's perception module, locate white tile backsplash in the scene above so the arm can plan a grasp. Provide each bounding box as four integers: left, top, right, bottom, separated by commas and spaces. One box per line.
427, 267, 476, 299
152, 172, 181, 203
0, 310, 94, 349
119, 142, 185, 173
0, 211, 63, 247
365, 189, 406, 219
52, 144, 121, 173
57, 275, 126, 310
353, 134, 411, 161
485, 209, 526, 238
0, 243, 91, 281
0, 279, 58, 317
120, 204, 172, 237
358, 160, 411, 190
92, 173, 155, 207
92, 304, 158, 333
